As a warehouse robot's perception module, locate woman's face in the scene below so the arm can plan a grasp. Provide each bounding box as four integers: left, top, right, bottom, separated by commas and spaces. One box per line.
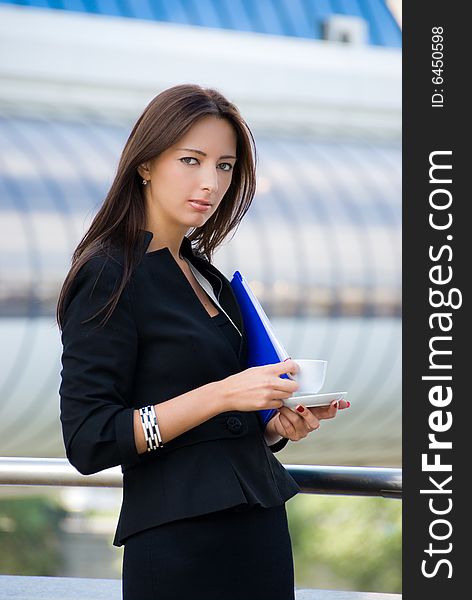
140, 116, 238, 234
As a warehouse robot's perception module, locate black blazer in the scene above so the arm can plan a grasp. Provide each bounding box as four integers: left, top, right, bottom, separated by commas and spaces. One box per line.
59, 230, 299, 546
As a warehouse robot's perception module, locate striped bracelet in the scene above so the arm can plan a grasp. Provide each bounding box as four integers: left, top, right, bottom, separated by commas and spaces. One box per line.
139, 405, 164, 452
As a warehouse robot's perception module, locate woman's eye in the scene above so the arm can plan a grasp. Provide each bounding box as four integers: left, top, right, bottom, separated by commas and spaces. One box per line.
180, 156, 199, 165
180, 157, 232, 171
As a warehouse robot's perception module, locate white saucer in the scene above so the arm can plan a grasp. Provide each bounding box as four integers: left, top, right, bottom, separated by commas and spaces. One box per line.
283, 391, 347, 409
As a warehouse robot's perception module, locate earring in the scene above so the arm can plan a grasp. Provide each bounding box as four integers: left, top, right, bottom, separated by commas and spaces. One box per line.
142, 179, 148, 186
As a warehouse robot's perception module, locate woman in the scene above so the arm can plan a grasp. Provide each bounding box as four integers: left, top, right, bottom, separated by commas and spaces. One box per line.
57, 83, 348, 600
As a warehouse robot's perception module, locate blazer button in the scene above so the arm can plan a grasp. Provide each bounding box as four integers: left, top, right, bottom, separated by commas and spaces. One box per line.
226, 416, 243, 433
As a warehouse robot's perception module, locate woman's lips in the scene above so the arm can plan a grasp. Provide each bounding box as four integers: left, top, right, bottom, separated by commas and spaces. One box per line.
188, 200, 212, 212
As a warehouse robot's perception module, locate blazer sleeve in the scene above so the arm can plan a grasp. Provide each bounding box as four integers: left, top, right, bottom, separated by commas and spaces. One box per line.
261, 412, 289, 453
268, 437, 289, 453
59, 256, 139, 475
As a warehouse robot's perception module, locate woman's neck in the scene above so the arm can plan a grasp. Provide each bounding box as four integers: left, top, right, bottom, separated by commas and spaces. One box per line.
145, 228, 188, 261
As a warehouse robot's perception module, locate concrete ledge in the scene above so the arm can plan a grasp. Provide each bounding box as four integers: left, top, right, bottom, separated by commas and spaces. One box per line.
0, 576, 401, 599
0, 576, 120, 600
296, 591, 401, 599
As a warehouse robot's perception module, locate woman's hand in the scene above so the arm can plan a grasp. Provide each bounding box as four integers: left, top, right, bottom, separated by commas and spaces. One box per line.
218, 360, 300, 413
265, 399, 350, 444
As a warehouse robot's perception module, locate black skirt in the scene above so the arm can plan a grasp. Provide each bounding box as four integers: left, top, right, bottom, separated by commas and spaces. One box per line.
122, 503, 295, 600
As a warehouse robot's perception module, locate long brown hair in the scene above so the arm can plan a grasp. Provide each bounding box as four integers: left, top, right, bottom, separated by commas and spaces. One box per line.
56, 84, 257, 330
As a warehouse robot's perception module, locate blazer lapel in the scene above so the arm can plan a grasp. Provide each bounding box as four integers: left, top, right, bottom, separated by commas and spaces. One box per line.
181, 240, 245, 334
180, 237, 248, 364
140, 231, 248, 363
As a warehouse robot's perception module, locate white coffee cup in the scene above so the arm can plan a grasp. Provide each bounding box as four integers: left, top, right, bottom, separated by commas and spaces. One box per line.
289, 359, 327, 395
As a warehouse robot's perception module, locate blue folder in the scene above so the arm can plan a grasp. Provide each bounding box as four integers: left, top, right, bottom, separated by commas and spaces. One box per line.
230, 271, 291, 426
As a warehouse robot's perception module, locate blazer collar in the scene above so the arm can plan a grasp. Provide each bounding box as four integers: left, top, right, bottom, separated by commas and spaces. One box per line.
141, 230, 223, 293
141, 230, 194, 260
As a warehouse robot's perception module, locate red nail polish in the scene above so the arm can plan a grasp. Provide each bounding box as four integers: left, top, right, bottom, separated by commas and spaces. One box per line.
296, 405, 304, 413
346, 401, 351, 408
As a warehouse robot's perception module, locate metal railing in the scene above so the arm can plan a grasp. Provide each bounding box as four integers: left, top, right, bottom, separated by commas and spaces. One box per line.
0, 457, 402, 499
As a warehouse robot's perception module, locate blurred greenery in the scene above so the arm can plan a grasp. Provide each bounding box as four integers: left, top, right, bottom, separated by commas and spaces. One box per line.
0, 496, 66, 575
0, 493, 401, 593
287, 494, 402, 593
